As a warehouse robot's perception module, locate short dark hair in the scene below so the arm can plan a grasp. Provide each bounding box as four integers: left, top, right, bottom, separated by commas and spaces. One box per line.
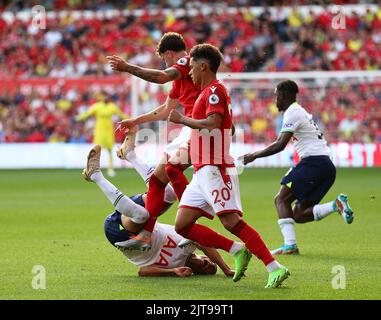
156, 32, 186, 55
276, 80, 299, 96
190, 44, 223, 73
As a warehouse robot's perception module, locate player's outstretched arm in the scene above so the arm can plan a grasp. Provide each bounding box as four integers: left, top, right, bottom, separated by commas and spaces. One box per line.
198, 245, 234, 277
107, 55, 182, 84
242, 132, 293, 165
75, 105, 97, 121
168, 110, 222, 131
138, 266, 192, 277
116, 97, 179, 132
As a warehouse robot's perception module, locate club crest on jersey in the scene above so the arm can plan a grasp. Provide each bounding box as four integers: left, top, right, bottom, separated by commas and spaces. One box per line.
209, 94, 219, 105
177, 57, 187, 66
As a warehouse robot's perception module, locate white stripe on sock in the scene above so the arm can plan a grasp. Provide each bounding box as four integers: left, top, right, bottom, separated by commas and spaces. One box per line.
92, 171, 149, 224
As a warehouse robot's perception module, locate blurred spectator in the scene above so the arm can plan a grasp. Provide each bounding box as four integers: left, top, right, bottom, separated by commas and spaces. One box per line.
1, 4, 381, 77
0, 2, 380, 146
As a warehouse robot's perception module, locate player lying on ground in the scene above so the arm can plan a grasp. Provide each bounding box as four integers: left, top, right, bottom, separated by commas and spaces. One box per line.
107, 33, 198, 251
167, 44, 290, 288
242, 80, 354, 255
82, 145, 236, 277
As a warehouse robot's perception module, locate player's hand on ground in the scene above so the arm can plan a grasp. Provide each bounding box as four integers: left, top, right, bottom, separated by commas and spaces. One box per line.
116, 119, 137, 133
168, 109, 183, 124
174, 267, 193, 277
107, 55, 129, 72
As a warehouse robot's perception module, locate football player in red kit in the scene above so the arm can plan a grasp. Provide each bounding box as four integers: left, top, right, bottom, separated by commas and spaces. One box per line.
108, 35, 255, 282
168, 44, 290, 288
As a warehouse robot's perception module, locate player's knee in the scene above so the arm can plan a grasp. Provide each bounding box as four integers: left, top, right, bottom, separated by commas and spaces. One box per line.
175, 223, 187, 236
220, 213, 242, 232
292, 206, 306, 223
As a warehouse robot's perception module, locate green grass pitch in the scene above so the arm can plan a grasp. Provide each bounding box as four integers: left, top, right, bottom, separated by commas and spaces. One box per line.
0, 167, 380, 300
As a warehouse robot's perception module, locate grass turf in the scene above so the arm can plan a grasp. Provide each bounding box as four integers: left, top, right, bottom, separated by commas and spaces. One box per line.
0, 168, 380, 300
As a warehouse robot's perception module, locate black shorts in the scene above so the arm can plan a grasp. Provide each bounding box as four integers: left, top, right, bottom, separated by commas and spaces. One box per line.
281, 156, 336, 205
104, 211, 135, 247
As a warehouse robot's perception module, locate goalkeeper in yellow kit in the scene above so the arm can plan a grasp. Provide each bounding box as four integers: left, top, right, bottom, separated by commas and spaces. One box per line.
76, 93, 127, 177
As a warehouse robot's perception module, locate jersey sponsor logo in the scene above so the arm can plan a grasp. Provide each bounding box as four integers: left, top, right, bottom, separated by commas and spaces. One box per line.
209, 94, 219, 105
163, 236, 177, 249
283, 123, 293, 128
155, 236, 177, 267
177, 57, 187, 66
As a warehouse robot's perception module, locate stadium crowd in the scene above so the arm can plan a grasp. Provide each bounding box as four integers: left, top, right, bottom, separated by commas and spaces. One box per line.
1, 3, 381, 77
0, 2, 380, 144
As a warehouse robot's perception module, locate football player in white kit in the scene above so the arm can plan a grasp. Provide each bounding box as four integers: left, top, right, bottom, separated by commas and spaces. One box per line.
242, 80, 354, 255
82, 145, 235, 277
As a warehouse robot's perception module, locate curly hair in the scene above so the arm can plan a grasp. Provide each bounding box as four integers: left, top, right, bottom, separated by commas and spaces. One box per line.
189, 44, 223, 73
156, 32, 186, 55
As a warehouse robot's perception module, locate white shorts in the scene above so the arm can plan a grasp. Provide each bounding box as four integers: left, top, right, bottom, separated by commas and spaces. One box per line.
165, 126, 191, 158
179, 165, 243, 219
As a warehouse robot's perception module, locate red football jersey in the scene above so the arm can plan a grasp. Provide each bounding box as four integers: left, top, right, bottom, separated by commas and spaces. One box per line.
169, 55, 201, 117
190, 79, 235, 172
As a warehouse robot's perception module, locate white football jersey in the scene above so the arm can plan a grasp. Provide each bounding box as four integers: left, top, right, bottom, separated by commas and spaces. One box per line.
122, 223, 197, 268
280, 102, 331, 159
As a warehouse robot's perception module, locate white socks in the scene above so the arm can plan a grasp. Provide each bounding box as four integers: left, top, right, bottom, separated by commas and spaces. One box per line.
313, 201, 335, 221
126, 150, 155, 185
91, 171, 149, 224
266, 260, 283, 273
278, 218, 296, 246
229, 242, 244, 255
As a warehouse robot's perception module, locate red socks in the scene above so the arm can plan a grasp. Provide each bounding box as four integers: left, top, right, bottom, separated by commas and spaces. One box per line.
143, 174, 167, 233
231, 220, 274, 266
165, 163, 189, 200
177, 223, 233, 252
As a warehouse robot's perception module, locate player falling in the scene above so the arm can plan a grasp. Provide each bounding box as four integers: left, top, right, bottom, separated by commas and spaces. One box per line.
168, 44, 290, 288
242, 80, 354, 255
82, 145, 235, 278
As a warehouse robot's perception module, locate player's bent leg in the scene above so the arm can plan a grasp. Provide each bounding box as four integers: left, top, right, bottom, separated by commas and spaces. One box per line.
165, 147, 191, 200
165, 162, 190, 201
120, 158, 171, 251
83, 146, 149, 224
293, 201, 315, 223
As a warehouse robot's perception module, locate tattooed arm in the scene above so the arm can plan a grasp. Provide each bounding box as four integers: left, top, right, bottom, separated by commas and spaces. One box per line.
107, 55, 181, 84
